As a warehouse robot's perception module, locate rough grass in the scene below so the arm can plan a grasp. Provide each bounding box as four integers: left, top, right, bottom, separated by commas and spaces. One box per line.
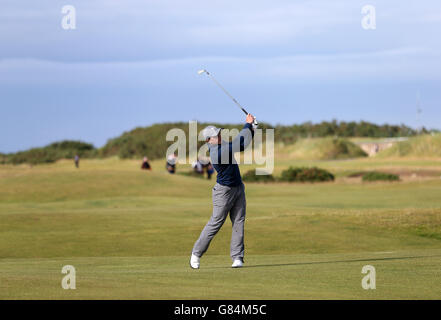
377, 134, 441, 158
284, 137, 367, 160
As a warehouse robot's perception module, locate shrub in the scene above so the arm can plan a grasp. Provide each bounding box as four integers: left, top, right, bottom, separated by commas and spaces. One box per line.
242, 170, 275, 183
362, 171, 399, 182
280, 167, 334, 182
327, 138, 368, 159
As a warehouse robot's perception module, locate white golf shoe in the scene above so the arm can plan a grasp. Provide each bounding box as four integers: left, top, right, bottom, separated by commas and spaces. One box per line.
231, 259, 243, 268
190, 254, 200, 269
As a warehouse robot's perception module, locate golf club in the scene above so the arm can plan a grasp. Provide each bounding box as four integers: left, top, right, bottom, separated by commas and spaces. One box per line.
198, 69, 258, 126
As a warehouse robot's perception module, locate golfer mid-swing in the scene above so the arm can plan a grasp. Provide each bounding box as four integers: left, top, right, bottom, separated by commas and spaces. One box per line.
190, 114, 255, 269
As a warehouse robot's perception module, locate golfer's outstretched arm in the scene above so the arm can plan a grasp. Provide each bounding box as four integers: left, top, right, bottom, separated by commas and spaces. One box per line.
231, 114, 255, 152
213, 114, 255, 164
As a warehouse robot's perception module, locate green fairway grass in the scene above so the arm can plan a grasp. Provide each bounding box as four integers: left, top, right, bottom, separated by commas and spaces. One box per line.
2, 250, 441, 299
1, 157, 441, 299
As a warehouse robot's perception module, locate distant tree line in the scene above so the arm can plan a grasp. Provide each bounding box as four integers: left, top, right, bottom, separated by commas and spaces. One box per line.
271, 120, 427, 144
0, 120, 434, 165
1, 141, 95, 165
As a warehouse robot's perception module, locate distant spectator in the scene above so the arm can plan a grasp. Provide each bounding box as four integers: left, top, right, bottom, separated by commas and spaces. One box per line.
206, 163, 214, 180
199, 157, 214, 180
141, 156, 152, 170
166, 153, 177, 174
74, 154, 79, 168
192, 159, 204, 175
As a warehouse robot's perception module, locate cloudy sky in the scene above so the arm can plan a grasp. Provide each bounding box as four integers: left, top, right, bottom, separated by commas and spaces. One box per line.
1, 0, 441, 152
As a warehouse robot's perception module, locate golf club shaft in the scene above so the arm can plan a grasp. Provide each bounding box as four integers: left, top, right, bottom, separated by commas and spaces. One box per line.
204, 71, 249, 116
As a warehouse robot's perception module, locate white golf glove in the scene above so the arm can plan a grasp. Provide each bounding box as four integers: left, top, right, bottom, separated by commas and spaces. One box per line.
252, 118, 258, 129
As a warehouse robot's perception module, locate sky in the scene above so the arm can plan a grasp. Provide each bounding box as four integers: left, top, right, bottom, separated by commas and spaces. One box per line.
1, 0, 441, 153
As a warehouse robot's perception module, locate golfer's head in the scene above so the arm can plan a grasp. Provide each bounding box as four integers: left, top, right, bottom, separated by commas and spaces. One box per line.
202, 126, 222, 145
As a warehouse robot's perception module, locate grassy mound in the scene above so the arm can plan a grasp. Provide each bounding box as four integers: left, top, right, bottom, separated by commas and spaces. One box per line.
286, 137, 367, 160
377, 134, 441, 158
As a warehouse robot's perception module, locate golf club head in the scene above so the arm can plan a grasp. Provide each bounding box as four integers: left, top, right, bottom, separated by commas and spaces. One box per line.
197, 69, 207, 75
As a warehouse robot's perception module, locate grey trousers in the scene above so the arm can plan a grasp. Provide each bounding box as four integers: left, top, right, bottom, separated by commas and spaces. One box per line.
192, 182, 246, 261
